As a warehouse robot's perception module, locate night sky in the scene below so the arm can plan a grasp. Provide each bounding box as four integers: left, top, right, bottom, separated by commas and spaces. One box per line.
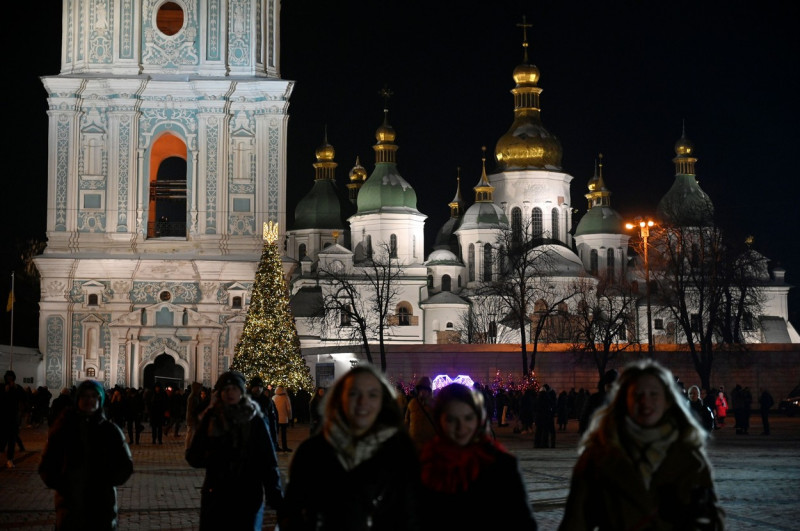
2, 1, 798, 346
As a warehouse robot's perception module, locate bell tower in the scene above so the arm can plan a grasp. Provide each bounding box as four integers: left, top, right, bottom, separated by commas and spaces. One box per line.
35, 0, 292, 391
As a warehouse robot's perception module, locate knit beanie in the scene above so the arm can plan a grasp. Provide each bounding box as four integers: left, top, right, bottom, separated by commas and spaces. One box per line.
215, 371, 247, 395
77, 379, 106, 408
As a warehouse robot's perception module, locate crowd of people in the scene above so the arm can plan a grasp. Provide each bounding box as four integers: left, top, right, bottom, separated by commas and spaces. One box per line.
3, 361, 784, 529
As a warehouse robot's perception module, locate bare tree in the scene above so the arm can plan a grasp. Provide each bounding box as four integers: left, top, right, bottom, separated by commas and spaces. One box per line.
570, 274, 639, 380
485, 222, 579, 375
454, 294, 514, 344
314, 242, 404, 371
647, 212, 765, 389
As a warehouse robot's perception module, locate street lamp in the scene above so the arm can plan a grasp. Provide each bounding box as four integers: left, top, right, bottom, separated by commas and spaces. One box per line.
626, 217, 655, 354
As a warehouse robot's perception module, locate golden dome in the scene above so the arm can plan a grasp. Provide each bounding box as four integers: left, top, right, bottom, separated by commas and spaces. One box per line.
375, 122, 396, 143
493, 17, 562, 171
674, 133, 694, 156
513, 63, 540, 85
315, 131, 335, 162
349, 156, 367, 182
495, 118, 563, 170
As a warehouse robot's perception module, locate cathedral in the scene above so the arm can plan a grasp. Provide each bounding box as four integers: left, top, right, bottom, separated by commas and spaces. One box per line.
33, 2, 796, 391
284, 19, 797, 380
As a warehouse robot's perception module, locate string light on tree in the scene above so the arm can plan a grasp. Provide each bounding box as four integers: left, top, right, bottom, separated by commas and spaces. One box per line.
230, 221, 314, 392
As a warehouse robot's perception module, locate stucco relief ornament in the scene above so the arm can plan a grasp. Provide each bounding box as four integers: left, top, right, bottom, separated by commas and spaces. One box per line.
263, 221, 279, 244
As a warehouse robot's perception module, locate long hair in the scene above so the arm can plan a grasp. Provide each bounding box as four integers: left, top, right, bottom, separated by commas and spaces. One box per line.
432, 383, 489, 442
579, 359, 707, 454
322, 363, 403, 435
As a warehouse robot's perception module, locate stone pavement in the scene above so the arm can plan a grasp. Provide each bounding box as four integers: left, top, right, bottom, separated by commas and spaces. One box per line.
1, 414, 798, 530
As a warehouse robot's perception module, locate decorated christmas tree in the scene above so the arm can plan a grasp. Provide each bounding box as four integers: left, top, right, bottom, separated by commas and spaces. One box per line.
230, 221, 314, 392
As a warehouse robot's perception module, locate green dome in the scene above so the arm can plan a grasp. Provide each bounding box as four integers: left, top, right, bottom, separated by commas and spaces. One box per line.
458, 202, 509, 230
574, 206, 624, 236
293, 179, 354, 230
657, 174, 714, 227
356, 162, 418, 212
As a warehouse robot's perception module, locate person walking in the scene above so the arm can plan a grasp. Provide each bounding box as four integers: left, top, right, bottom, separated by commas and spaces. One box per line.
248, 377, 280, 452
184, 382, 204, 449
147, 383, 168, 444
279, 364, 422, 531
38, 379, 134, 530
272, 385, 293, 452
308, 386, 326, 436
687, 385, 715, 432
404, 376, 437, 453
715, 390, 728, 428
186, 371, 284, 530
1, 370, 27, 468
758, 389, 774, 435
578, 369, 618, 435
559, 359, 725, 530
419, 382, 537, 530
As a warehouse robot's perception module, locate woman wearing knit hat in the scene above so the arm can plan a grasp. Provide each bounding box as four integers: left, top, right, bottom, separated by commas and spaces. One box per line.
39, 379, 134, 530
280, 364, 422, 530
186, 371, 284, 530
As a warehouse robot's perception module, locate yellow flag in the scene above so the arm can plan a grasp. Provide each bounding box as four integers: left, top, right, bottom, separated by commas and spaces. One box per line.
6, 292, 13, 312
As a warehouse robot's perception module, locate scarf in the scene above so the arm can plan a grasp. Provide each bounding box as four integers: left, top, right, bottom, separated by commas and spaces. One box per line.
419, 434, 500, 493
207, 398, 259, 450
622, 416, 678, 489
323, 413, 398, 471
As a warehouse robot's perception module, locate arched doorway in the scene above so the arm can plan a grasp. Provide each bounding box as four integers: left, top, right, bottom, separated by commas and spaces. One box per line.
143, 353, 185, 390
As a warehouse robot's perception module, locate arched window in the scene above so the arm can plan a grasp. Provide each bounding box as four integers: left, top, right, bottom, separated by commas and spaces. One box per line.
532, 207, 543, 237
298, 243, 307, 260
396, 304, 411, 326
511, 207, 522, 246
458, 275, 462, 287
88, 294, 99, 306
148, 133, 188, 239
427, 275, 433, 288
590, 249, 598, 275
340, 304, 352, 326
606, 249, 615, 280
483, 243, 493, 282
390, 234, 398, 258
551, 208, 559, 241
232, 296, 242, 309
468, 244, 475, 282
442, 275, 451, 292
366, 235, 372, 258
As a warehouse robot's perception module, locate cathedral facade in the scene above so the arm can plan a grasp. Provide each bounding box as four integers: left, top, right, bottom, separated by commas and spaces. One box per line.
284, 26, 797, 381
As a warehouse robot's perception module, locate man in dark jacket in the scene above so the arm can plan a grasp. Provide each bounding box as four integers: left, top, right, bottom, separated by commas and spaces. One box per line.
578, 369, 618, 434
248, 376, 280, 452
1, 370, 27, 468
39, 379, 133, 529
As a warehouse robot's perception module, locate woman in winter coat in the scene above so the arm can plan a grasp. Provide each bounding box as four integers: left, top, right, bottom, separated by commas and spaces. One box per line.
559, 360, 725, 530
39, 380, 134, 530
715, 391, 728, 428
279, 364, 422, 531
419, 383, 537, 530
688, 385, 715, 432
272, 385, 293, 452
186, 371, 284, 530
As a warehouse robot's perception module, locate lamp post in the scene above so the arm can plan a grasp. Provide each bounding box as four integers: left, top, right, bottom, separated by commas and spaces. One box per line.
626, 217, 655, 354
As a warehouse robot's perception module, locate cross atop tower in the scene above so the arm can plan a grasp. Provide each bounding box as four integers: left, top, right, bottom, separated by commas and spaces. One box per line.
517, 15, 533, 62
379, 85, 394, 111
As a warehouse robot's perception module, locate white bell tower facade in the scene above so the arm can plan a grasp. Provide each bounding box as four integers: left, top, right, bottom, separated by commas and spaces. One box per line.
34, 0, 292, 391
